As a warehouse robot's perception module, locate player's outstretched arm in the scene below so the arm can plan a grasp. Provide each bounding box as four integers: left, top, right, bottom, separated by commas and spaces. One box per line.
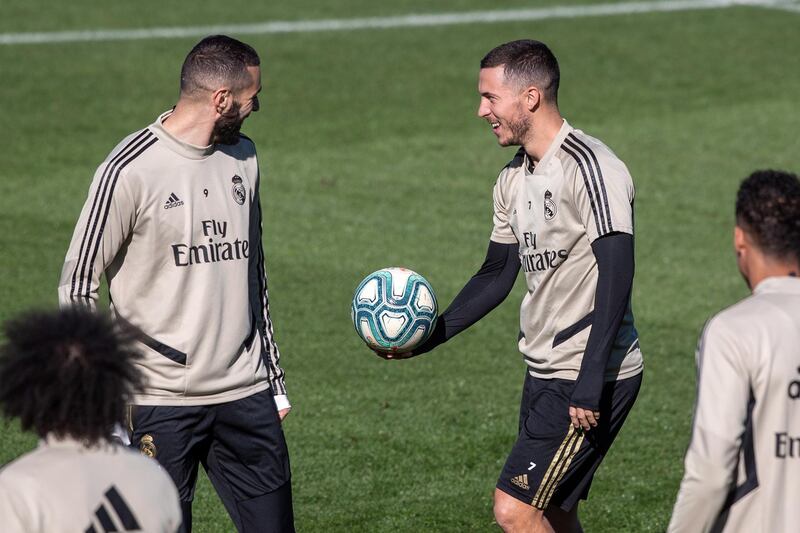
569, 232, 634, 429
381, 240, 520, 360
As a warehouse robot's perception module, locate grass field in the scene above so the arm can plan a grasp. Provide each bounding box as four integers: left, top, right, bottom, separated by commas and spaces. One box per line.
1, 0, 799, 531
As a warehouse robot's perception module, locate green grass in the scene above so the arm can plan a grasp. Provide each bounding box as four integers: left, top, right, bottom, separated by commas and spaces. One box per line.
1, 1, 799, 531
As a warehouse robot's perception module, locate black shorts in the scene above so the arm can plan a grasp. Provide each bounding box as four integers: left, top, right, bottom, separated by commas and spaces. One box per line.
129, 389, 293, 533
496, 372, 642, 511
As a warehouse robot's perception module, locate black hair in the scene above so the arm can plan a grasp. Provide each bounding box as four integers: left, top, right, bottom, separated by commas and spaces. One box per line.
480, 39, 560, 104
0, 308, 144, 444
736, 169, 800, 263
180, 34, 261, 96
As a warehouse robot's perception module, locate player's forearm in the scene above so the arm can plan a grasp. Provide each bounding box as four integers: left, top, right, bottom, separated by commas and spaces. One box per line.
58, 281, 98, 309
669, 480, 730, 532
249, 191, 288, 395
58, 247, 109, 311
256, 279, 287, 395
571, 233, 633, 410
668, 447, 736, 533
253, 267, 288, 396
415, 240, 519, 354
259, 327, 287, 395
669, 320, 752, 531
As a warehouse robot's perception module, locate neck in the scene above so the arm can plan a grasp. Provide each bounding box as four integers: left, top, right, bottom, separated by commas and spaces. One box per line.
746, 255, 800, 291
161, 99, 216, 147
521, 107, 564, 163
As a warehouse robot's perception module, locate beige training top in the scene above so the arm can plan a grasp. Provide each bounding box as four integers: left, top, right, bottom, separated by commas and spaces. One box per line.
0, 437, 181, 532
669, 276, 800, 533
491, 119, 643, 381
59, 111, 286, 406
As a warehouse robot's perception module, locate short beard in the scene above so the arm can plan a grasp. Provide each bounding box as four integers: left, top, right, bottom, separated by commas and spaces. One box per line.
504, 110, 531, 147
212, 101, 244, 145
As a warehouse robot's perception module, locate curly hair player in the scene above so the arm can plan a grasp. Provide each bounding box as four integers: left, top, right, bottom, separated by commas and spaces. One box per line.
0, 308, 181, 532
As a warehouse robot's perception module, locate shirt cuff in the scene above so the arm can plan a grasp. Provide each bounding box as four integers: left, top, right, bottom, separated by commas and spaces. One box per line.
273, 394, 291, 411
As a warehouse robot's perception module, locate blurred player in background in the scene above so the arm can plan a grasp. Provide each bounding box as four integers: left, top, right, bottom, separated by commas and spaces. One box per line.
669, 170, 800, 532
58, 35, 293, 531
0, 308, 181, 532
381, 39, 643, 532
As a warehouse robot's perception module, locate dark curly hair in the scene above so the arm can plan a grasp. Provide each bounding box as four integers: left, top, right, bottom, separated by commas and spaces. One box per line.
736, 169, 800, 264
0, 308, 144, 444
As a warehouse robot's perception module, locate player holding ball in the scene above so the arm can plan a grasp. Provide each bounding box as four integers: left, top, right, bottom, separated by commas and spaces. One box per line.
375, 40, 643, 533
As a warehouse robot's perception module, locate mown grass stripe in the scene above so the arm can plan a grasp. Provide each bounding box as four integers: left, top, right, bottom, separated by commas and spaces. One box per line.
0, 0, 788, 46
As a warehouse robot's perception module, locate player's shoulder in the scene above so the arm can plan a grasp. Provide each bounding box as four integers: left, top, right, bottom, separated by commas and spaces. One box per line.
219, 133, 258, 159
696, 294, 776, 379
103, 442, 157, 466
237, 132, 257, 152
702, 294, 763, 344
94, 127, 160, 190
102, 127, 158, 164
117, 447, 181, 508
0, 445, 47, 484
505, 147, 527, 170
557, 128, 631, 180
561, 129, 618, 160
712, 283, 800, 331
495, 147, 526, 184
74, 443, 176, 488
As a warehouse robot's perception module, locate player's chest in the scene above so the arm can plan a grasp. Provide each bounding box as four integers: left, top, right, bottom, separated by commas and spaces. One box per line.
507, 170, 575, 243
139, 163, 254, 238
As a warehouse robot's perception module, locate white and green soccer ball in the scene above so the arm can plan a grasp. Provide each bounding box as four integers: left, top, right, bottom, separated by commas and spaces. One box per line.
351, 267, 438, 353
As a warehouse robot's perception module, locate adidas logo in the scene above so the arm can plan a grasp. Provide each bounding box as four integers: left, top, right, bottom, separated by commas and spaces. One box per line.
85, 486, 141, 532
511, 474, 530, 490
164, 192, 184, 209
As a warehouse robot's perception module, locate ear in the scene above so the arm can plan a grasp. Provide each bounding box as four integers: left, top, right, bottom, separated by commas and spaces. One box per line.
734, 225, 751, 279
734, 225, 756, 289
212, 87, 233, 116
734, 225, 747, 257
523, 85, 541, 112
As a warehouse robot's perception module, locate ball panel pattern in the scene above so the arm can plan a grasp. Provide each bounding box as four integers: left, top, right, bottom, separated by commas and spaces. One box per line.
352, 268, 438, 352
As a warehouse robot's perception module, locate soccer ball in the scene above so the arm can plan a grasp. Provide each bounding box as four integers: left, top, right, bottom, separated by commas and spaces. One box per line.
351, 267, 438, 353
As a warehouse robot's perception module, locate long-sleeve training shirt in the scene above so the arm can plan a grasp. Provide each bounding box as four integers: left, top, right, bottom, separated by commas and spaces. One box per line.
490, 119, 643, 382
59, 110, 286, 406
669, 276, 800, 532
0, 437, 181, 532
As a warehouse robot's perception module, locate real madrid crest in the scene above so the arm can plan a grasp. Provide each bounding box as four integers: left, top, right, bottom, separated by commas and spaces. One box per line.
231, 175, 246, 205
544, 190, 557, 220
140, 434, 157, 458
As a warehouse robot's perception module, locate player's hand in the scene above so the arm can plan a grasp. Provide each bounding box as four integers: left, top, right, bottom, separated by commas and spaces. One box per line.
278, 408, 291, 422
569, 405, 600, 432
